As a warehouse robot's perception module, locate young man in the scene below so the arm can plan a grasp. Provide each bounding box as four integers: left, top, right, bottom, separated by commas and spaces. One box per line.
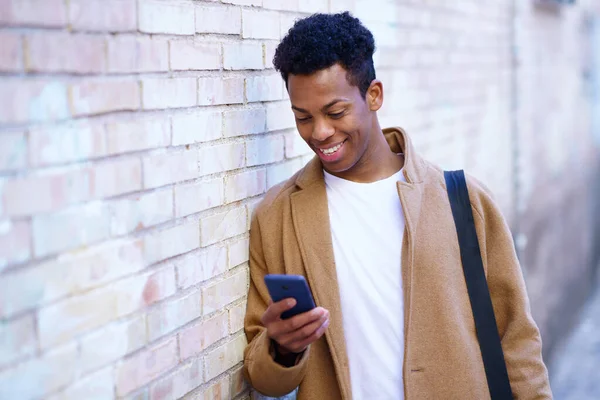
243, 12, 552, 400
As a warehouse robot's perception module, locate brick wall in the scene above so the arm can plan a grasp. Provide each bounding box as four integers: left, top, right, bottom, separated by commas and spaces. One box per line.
0, 0, 598, 398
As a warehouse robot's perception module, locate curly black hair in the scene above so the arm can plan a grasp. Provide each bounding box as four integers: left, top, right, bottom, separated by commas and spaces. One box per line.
273, 12, 376, 99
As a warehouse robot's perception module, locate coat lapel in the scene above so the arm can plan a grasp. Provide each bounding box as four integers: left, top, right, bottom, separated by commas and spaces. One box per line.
290, 158, 352, 400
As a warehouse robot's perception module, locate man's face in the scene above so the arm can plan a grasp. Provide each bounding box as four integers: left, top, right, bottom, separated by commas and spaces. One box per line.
287, 64, 378, 175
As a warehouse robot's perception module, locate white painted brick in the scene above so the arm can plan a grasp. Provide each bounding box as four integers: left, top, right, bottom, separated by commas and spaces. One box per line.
230, 365, 249, 398
0, 239, 144, 318
246, 74, 283, 102
221, 0, 260, 5
147, 289, 202, 341
47, 366, 114, 400
0, 131, 27, 172
266, 102, 295, 131
204, 334, 247, 381
32, 202, 111, 258
0, 219, 31, 271
225, 169, 267, 203
198, 76, 244, 106
143, 150, 198, 189
228, 301, 246, 334
200, 207, 247, 247
280, 14, 300, 39
262, 0, 298, 11
198, 142, 245, 176
285, 132, 312, 158
223, 42, 263, 70
175, 178, 224, 218
202, 269, 247, 315
144, 221, 199, 264
0, 32, 22, 73
264, 42, 277, 69
178, 312, 228, 360
93, 157, 143, 199
195, 376, 230, 400
108, 35, 169, 73
246, 135, 285, 167
139, 0, 195, 35
223, 108, 266, 137
176, 245, 228, 289
0, 343, 77, 400
38, 267, 176, 349
29, 122, 107, 166
267, 158, 304, 188
142, 78, 197, 110
298, 0, 328, 13
0, 80, 70, 124
0, 0, 68, 27
171, 40, 221, 71
69, 0, 137, 32
0, 314, 36, 368
70, 79, 140, 117
149, 359, 203, 400
79, 315, 147, 374
116, 337, 178, 396
195, 5, 241, 35
171, 111, 222, 146
242, 9, 280, 40
228, 237, 249, 268
109, 189, 173, 235
106, 118, 171, 155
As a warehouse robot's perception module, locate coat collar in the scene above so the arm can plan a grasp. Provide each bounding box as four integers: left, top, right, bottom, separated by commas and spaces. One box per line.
289, 127, 428, 400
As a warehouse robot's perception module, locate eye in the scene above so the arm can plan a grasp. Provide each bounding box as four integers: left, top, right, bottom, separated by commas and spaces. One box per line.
295, 116, 312, 123
329, 111, 345, 119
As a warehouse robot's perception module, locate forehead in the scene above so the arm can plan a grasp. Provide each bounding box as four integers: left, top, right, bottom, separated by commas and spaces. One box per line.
287, 64, 359, 105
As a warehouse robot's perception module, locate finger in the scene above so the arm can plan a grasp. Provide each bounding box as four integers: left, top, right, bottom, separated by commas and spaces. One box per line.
261, 298, 296, 325
271, 307, 326, 338
277, 311, 329, 348
292, 317, 329, 351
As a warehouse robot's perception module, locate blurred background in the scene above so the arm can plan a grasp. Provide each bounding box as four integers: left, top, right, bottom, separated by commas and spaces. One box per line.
0, 0, 599, 399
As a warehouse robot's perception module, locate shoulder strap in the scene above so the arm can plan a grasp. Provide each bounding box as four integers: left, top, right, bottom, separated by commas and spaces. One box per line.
444, 170, 513, 400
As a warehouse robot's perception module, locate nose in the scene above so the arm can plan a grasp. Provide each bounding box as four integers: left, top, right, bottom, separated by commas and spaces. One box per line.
312, 117, 335, 142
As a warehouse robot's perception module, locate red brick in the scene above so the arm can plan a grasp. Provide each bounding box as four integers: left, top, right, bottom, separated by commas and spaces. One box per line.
0, 32, 22, 72
29, 122, 107, 167
150, 359, 203, 400
0, 0, 67, 27
70, 80, 141, 116
171, 40, 221, 71
0, 131, 27, 172
26, 32, 106, 74
179, 312, 228, 360
142, 78, 197, 110
0, 80, 70, 124
106, 118, 171, 155
116, 337, 179, 396
70, 0, 137, 32
107, 36, 169, 73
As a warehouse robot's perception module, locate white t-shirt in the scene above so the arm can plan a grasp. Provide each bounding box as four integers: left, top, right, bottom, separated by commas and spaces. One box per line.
324, 168, 406, 400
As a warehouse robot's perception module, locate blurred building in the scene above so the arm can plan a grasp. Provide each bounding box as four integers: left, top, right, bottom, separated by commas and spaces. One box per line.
0, 0, 599, 398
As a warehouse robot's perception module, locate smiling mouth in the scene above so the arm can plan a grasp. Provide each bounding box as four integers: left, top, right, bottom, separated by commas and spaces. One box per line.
318, 140, 345, 155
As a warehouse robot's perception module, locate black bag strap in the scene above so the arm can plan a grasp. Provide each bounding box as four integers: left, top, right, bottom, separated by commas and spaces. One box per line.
444, 170, 513, 400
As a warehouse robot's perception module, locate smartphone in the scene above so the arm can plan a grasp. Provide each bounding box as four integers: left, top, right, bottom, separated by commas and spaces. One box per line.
264, 274, 316, 320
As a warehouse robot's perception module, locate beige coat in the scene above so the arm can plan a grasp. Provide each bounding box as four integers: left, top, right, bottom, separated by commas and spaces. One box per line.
243, 127, 552, 399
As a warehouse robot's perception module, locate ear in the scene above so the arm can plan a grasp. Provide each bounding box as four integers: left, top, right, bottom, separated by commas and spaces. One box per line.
366, 80, 383, 111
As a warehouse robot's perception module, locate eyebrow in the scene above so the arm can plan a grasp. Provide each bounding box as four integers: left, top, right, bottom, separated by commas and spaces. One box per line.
291, 98, 349, 113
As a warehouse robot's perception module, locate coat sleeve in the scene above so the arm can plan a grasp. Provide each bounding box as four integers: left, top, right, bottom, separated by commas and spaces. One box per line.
243, 212, 310, 397
468, 178, 553, 399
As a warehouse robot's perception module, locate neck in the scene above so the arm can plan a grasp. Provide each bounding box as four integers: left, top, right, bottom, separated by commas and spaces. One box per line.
329, 124, 405, 183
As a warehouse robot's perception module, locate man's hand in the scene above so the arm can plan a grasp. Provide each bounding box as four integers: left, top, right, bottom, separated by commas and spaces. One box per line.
261, 298, 330, 354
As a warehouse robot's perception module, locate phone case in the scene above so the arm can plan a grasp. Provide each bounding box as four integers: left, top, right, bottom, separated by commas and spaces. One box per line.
264, 274, 316, 319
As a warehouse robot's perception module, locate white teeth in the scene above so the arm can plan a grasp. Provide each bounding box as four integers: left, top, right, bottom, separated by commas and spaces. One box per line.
319, 143, 342, 155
